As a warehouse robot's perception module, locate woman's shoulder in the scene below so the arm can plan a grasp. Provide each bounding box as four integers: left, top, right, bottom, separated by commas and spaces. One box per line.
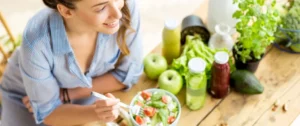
22, 8, 56, 50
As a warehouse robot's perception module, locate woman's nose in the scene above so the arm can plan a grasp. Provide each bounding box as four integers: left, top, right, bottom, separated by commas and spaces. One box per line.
109, 3, 122, 20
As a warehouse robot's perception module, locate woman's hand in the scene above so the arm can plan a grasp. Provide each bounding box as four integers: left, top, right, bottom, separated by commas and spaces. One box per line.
94, 93, 120, 122
22, 92, 121, 123
22, 96, 33, 113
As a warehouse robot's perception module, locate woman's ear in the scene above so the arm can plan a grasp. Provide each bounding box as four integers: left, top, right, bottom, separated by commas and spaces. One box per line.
57, 4, 75, 19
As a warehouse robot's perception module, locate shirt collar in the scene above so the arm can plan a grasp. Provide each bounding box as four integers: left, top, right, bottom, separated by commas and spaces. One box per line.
49, 11, 111, 55
49, 11, 72, 55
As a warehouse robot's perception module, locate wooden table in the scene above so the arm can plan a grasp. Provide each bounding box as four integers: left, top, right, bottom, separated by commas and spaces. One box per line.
113, 0, 300, 126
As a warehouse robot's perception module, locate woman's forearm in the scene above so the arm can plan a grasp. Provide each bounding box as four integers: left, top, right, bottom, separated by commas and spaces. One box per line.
44, 104, 98, 126
67, 73, 125, 100
42, 74, 123, 125
92, 73, 126, 94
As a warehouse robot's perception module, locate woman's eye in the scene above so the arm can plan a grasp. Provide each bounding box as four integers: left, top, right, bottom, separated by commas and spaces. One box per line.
96, 6, 106, 13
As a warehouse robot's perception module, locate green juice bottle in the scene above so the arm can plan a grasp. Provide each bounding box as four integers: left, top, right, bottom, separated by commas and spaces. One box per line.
186, 58, 207, 110
162, 20, 181, 64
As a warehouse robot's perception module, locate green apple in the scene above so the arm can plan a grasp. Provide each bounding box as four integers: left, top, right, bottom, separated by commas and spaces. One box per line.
158, 70, 183, 95
143, 54, 168, 80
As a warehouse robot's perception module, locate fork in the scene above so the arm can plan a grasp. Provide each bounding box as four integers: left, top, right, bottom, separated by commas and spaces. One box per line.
92, 92, 144, 116
92, 92, 130, 109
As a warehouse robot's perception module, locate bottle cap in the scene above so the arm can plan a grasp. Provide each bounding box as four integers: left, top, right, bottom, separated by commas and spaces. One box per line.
214, 51, 229, 64
215, 23, 231, 36
188, 58, 206, 74
165, 19, 178, 30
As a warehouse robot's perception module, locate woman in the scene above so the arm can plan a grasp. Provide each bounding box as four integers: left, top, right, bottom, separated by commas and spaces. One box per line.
0, 0, 143, 125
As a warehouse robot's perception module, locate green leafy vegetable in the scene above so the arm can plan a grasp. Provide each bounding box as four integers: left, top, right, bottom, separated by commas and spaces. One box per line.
171, 102, 178, 112
151, 91, 165, 101
150, 101, 166, 108
133, 91, 180, 126
233, 0, 280, 63
171, 35, 235, 83
158, 109, 168, 126
151, 113, 161, 126
275, 0, 300, 47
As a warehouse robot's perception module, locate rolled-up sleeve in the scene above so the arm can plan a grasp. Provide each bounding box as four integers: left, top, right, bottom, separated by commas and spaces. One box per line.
19, 36, 61, 124
111, 0, 143, 90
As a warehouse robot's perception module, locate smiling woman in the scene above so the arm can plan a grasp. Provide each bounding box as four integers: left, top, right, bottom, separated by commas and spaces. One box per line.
0, 0, 143, 125
43, 0, 132, 55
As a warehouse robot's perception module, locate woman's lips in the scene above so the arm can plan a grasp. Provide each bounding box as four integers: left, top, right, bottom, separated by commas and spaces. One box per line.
103, 21, 119, 28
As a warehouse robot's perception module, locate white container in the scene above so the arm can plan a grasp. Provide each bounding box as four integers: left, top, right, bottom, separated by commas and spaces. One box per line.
129, 88, 181, 126
208, 24, 234, 51
207, 0, 238, 34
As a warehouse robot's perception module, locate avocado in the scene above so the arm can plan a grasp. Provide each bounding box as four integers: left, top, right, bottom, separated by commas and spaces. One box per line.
291, 43, 300, 53
230, 70, 264, 94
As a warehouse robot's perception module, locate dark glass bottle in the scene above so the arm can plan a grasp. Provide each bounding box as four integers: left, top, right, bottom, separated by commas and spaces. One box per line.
210, 51, 230, 98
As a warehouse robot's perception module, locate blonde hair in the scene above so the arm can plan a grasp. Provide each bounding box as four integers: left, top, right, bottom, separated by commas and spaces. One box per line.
115, 0, 133, 66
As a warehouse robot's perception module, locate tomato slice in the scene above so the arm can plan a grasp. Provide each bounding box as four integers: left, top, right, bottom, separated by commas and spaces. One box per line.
141, 91, 151, 100
136, 101, 143, 106
168, 116, 176, 124
135, 115, 144, 125
143, 107, 156, 117
162, 95, 168, 104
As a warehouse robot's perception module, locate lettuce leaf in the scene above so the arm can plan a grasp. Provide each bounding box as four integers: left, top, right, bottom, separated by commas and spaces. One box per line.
151, 92, 165, 101
151, 113, 161, 126
158, 109, 168, 126
170, 35, 236, 84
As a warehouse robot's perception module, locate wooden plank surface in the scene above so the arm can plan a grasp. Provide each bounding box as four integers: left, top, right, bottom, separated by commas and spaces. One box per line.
199, 47, 300, 126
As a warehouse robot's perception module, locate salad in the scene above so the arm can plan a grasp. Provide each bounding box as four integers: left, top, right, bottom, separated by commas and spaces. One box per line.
130, 90, 180, 126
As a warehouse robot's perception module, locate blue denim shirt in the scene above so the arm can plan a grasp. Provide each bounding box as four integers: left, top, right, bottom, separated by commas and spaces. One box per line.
0, 0, 143, 124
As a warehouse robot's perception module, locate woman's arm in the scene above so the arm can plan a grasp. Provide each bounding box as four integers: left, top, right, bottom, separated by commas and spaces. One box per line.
43, 104, 98, 125
65, 73, 125, 100
44, 94, 120, 126
23, 93, 120, 126
19, 35, 120, 125
92, 73, 126, 93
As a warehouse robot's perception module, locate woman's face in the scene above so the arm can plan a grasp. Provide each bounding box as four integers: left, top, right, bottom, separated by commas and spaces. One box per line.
71, 0, 125, 34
